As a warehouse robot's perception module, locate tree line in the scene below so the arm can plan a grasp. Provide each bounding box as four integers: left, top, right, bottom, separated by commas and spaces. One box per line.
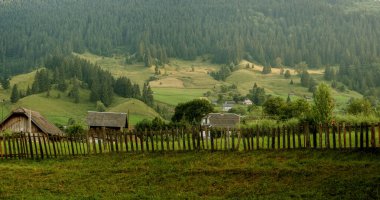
1, 0, 380, 76
10, 55, 154, 107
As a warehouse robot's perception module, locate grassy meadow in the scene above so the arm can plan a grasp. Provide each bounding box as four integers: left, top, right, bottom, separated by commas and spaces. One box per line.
0, 150, 379, 199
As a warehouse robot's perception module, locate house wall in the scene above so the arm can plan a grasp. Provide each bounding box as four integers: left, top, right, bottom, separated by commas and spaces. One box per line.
0, 114, 41, 135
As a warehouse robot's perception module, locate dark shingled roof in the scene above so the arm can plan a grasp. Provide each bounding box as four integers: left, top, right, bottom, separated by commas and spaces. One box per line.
202, 113, 240, 128
1, 108, 63, 136
86, 111, 128, 128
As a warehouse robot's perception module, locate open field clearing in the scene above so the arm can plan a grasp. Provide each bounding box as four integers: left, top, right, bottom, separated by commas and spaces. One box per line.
152, 88, 208, 106
0, 150, 379, 199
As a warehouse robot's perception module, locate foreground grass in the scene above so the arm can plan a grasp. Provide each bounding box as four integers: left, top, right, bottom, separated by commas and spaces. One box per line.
0, 150, 379, 199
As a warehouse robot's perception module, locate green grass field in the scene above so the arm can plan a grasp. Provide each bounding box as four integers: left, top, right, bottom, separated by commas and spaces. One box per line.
152, 88, 208, 106
0, 150, 378, 199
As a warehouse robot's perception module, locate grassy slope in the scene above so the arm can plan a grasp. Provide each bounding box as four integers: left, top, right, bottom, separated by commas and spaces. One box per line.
108, 98, 161, 125
0, 150, 379, 199
78, 52, 361, 111
0, 73, 160, 126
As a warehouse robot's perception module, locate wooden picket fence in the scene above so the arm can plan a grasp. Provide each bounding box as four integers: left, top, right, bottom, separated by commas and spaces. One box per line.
0, 123, 379, 159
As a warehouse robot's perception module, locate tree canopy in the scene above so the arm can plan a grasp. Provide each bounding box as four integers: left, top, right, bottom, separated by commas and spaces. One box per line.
171, 99, 214, 123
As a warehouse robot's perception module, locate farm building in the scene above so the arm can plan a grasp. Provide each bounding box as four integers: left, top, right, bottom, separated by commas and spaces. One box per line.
0, 108, 63, 136
201, 113, 240, 129
86, 111, 128, 133
222, 101, 235, 112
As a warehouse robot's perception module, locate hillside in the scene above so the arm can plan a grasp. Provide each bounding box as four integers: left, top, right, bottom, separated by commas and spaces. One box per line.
0, 71, 160, 126
78, 53, 363, 111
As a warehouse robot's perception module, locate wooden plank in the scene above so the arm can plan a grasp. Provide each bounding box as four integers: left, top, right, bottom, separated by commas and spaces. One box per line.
355, 124, 358, 148
28, 133, 33, 159
365, 124, 369, 148
277, 127, 280, 149
173, 129, 176, 151
256, 126, 259, 150
371, 124, 376, 148
52, 136, 57, 158
287, 126, 291, 149
134, 130, 139, 152
360, 123, 364, 149
152, 130, 155, 152
242, 129, 246, 151
42, 135, 49, 159
231, 128, 235, 151
319, 124, 323, 149
145, 130, 149, 152
37, 135, 44, 159
4, 135, 8, 159
128, 131, 133, 152
165, 129, 170, 151
187, 128, 191, 151
15, 135, 20, 159
191, 128, 196, 151
160, 129, 164, 151
326, 125, 329, 149
348, 124, 352, 149
123, 132, 128, 152
267, 128, 270, 149
312, 125, 317, 149
271, 127, 275, 150
305, 124, 310, 148
332, 124, 336, 149
210, 128, 214, 152
205, 127, 209, 150
343, 123, 347, 149
298, 126, 302, 149
292, 126, 296, 149
140, 130, 145, 153
338, 124, 342, 149
33, 134, 39, 159
282, 126, 286, 149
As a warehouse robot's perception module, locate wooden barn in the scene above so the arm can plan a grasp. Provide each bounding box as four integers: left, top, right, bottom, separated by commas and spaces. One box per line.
86, 111, 128, 134
0, 108, 63, 136
201, 113, 240, 129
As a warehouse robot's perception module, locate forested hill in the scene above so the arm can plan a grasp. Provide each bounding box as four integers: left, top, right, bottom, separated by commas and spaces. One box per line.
1, 0, 380, 76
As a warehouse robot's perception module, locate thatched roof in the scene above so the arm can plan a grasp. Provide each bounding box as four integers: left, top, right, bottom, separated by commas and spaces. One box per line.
202, 113, 240, 128
86, 111, 128, 128
0, 108, 63, 135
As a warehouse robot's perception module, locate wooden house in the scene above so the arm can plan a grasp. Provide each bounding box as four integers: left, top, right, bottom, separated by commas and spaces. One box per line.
86, 111, 128, 134
201, 113, 240, 129
0, 108, 63, 136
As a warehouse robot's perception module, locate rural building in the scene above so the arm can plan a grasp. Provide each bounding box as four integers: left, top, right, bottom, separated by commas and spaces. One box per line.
243, 99, 253, 105
0, 108, 63, 136
222, 101, 235, 112
201, 113, 240, 129
86, 111, 128, 133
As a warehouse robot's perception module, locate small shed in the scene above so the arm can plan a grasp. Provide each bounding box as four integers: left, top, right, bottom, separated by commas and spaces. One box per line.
0, 108, 63, 136
222, 101, 235, 112
86, 111, 128, 133
201, 113, 240, 129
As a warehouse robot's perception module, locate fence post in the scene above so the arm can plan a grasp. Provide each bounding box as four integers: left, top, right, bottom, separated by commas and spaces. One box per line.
360, 123, 364, 149
371, 124, 376, 148
365, 123, 369, 148
332, 123, 336, 149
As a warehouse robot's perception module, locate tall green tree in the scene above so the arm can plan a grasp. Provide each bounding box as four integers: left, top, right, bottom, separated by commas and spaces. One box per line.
172, 99, 214, 123
10, 84, 20, 103
313, 83, 334, 123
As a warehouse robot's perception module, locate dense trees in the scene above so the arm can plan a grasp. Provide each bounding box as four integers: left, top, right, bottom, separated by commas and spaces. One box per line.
247, 83, 266, 106
171, 99, 214, 123
1, 0, 380, 77
23, 55, 151, 107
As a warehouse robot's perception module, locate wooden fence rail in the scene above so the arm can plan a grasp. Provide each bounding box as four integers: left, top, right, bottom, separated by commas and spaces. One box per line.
0, 123, 379, 159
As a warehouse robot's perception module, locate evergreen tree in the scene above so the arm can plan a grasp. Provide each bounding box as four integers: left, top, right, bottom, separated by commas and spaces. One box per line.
10, 84, 20, 103
262, 65, 272, 74
284, 70, 291, 79
142, 82, 154, 106
0, 77, 10, 89
300, 70, 310, 87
